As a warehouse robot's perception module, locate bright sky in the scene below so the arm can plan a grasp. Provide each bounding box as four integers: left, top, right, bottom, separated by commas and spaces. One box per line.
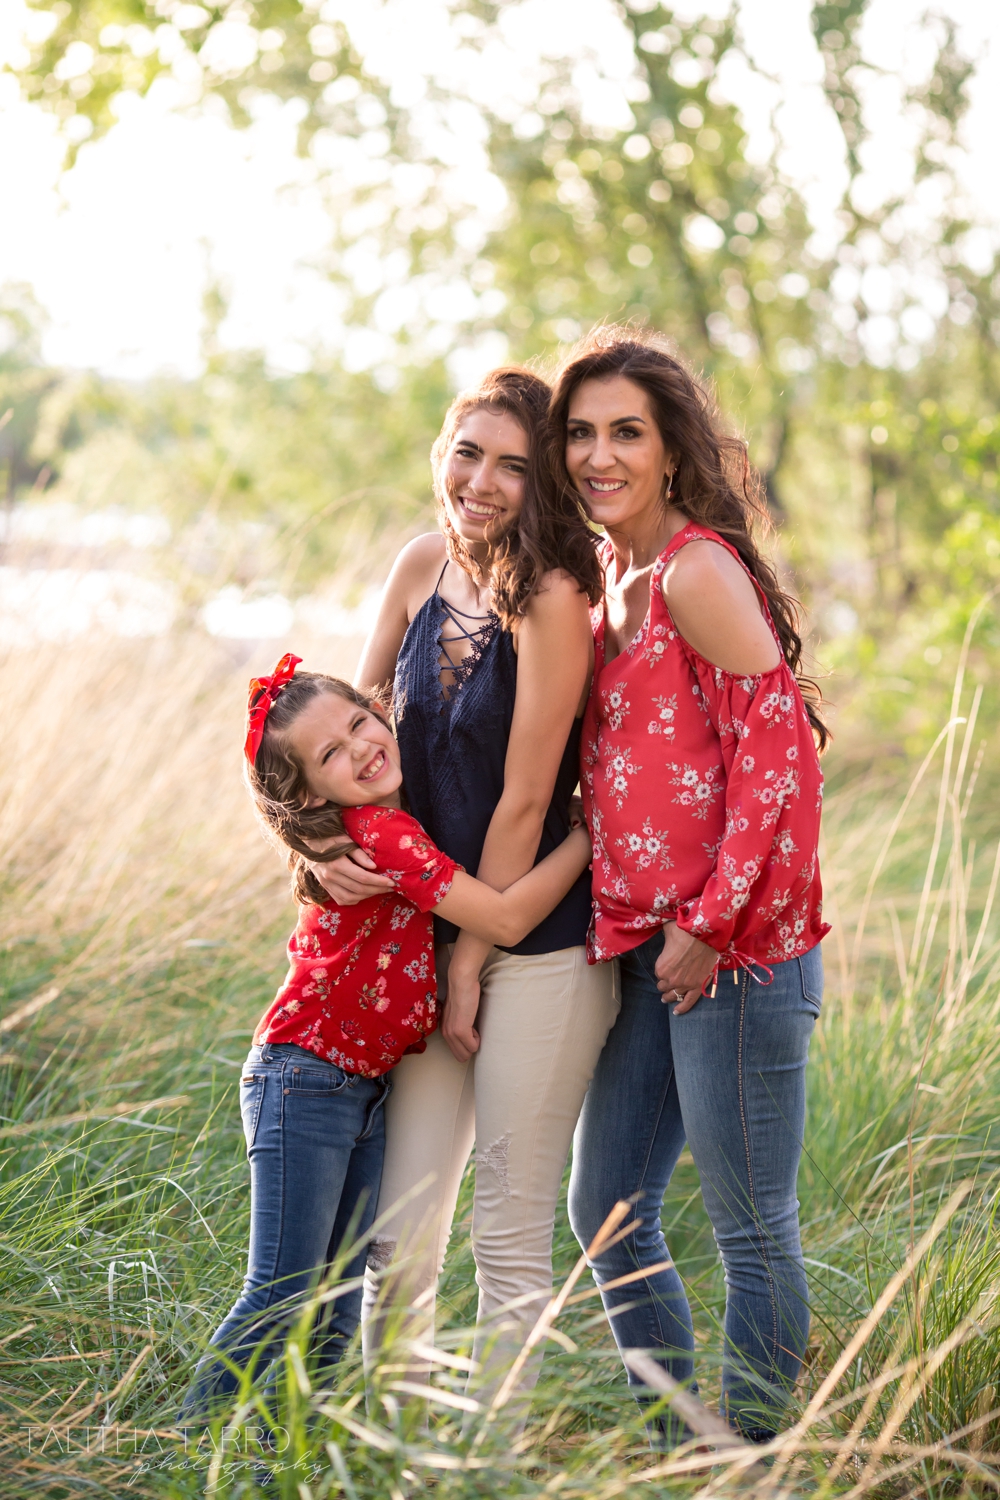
0, 0, 998, 379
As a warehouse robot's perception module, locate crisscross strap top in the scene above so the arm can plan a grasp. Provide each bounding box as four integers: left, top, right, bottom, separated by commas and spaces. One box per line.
433, 564, 498, 698
394, 558, 591, 954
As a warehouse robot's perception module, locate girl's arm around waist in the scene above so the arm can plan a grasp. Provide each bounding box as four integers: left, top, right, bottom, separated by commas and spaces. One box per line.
434, 825, 591, 947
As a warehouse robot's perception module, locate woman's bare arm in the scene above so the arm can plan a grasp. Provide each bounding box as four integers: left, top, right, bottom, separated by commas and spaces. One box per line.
443, 574, 593, 1059
355, 532, 446, 693
435, 826, 591, 947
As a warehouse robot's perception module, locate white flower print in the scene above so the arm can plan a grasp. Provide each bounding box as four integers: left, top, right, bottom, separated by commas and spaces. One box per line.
668, 761, 724, 820
604, 746, 642, 810
317, 909, 341, 936
290, 931, 323, 959
717, 851, 764, 917
759, 690, 795, 726
647, 693, 677, 738
754, 766, 801, 811
600, 871, 633, 906
646, 621, 673, 665
773, 829, 799, 866
616, 819, 673, 872
603, 680, 631, 731
403, 953, 431, 983
723, 807, 750, 839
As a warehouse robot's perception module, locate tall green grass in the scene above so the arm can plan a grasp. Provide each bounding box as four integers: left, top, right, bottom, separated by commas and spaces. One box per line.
1, 618, 999, 1498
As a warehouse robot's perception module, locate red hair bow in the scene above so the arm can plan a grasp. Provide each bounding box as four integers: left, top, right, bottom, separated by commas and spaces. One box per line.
245, 652, 302, 765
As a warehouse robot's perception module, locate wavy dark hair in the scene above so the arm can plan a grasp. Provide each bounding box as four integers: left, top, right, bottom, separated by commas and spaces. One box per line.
245, 669, 391, 905
430, 367, 602, 629
550, 327, 829, 749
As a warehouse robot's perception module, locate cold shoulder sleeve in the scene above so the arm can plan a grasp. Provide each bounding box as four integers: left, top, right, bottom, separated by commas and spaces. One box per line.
672, 656, 827, 962
342, 806, 460, 912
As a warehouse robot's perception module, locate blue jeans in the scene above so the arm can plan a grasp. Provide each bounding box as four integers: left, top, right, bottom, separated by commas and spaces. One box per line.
181, 1043, 390, 1417
568, 936, 822, 1443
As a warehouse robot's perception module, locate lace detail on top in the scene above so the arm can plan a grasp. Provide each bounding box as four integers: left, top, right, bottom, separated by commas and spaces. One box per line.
394, 554, 591, 954
436, 590, 499, 703
398, 560, 515, 811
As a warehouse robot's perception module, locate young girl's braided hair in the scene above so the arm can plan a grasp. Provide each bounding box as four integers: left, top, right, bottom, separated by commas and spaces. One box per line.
245, 668, 390, 905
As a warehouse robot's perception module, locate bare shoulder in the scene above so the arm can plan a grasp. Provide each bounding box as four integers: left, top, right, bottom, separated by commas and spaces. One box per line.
663, 538, 781, 673
387, 531, 446, 605
663, 537, 758, 609
526, 567, 591, 617
392, 531, 446, 579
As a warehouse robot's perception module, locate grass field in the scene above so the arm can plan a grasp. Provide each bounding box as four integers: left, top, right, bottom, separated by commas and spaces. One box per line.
1, 619, 999, 1499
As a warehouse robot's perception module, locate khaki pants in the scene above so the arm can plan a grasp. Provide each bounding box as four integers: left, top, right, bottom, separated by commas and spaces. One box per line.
361, 944, 618, 1424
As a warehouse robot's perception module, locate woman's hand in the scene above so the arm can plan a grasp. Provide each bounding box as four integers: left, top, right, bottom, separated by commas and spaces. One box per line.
568, 793, 586, 831
309, 845, 395, 905
655, 922, 719, 1014
441, 962, 482, 1063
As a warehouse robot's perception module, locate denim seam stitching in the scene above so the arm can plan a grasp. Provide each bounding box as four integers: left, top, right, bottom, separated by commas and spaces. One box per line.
630, 1044, 675, 1358
735, 976, 781, 1371
246, 1078, 265, 1150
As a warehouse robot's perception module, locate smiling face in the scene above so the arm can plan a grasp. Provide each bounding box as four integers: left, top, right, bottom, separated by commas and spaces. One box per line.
565, 374, 676, 532
438, 407, 529, 547
281, 691, 403, 810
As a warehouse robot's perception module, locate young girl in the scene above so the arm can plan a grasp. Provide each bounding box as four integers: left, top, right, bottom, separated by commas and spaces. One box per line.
181, 653, 591, 1416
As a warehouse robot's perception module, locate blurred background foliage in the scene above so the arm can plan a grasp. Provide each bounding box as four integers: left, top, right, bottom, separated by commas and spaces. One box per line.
2, 0, 999, 760
3, 8, 1000, 1491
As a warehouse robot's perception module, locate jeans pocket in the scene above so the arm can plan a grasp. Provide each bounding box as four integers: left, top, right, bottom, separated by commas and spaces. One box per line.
240, 1072, 266, 1151
797, 945, 825, 1017
286, 1064, 349, 1097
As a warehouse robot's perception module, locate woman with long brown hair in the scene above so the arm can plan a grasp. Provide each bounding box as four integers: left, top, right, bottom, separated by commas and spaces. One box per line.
311, 368, 618, 1421
552, 328, 828, 1447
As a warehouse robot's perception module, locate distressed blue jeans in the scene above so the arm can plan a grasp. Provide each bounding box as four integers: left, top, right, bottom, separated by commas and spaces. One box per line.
568, 936, 822, 1443
181, 1042, 389, 1418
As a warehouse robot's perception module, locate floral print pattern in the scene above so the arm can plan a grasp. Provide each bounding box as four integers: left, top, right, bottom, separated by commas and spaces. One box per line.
254, 806, 459, 1077
581, 523, 829, 968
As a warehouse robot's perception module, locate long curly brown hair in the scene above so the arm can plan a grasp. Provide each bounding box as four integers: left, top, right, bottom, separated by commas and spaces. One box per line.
245, 670, 391, 905
549, 327, 828, 749
430, 366, 602, 629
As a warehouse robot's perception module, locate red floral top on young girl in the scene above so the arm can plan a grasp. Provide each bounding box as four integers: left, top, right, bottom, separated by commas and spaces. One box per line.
581, 522, 829, 969
253, 806, 459, 1078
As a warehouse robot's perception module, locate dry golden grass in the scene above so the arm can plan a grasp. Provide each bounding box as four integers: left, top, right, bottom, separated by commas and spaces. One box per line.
0, 604, 998, 1498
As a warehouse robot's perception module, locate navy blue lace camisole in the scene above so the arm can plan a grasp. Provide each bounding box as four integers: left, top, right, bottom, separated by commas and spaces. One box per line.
394, 562, 591, 954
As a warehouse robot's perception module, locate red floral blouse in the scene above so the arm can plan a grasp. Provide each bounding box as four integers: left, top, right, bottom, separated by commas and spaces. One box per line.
253, 806, 459, 1078
581, 523, 829, 969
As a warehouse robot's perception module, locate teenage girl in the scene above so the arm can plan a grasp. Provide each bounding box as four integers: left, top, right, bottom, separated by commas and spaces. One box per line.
316, 366, 620, 1416
180, 655, 591, 1415
313, 369, 618, 1421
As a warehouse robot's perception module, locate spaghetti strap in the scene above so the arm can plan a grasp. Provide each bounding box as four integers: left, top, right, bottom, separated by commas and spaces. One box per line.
435, 558, 449, 592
